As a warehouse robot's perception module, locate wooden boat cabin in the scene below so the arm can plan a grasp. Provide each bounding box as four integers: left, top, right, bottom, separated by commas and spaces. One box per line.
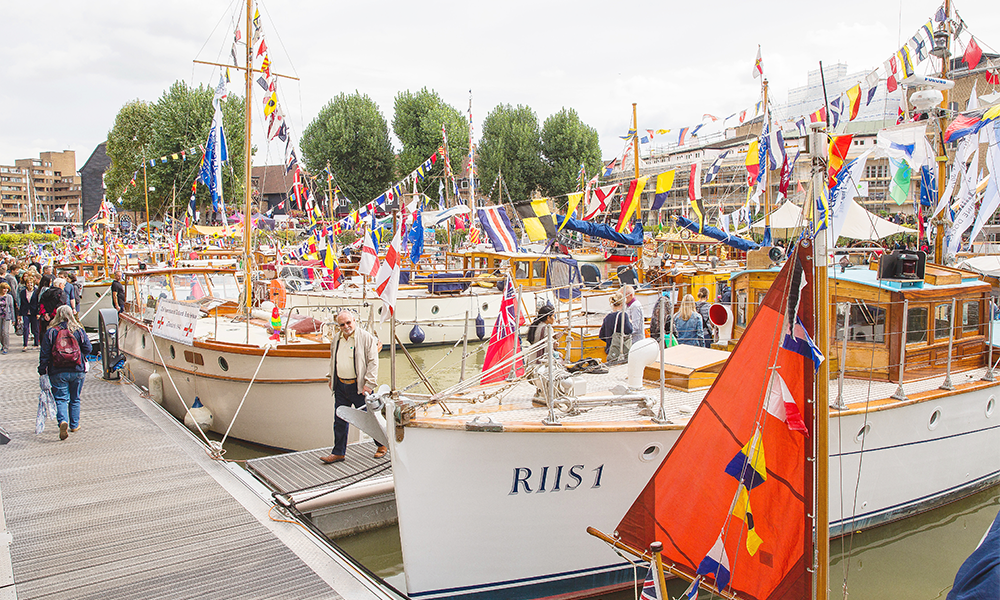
445, 249, 567, 290
729, 258, 991, 382
124, 267, 243, 321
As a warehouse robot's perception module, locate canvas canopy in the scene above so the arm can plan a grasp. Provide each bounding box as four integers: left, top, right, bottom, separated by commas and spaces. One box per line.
750, 199, 913, 241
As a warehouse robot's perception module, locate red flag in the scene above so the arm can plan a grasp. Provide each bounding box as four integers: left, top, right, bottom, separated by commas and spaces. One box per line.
964, 37, 983, 70
257, 39, 268, 57
845, 84, 862, 121
886, 72, 898, 93
987, 70, 1000, 86
481, 277, 525, 384
828, 135, 853, 189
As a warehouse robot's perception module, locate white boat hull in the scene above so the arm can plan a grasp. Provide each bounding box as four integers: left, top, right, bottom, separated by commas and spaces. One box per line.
388, 422, 681, 600
77, 282, 114, 329
388, 380, 1000, 599
120, 317, 341, 451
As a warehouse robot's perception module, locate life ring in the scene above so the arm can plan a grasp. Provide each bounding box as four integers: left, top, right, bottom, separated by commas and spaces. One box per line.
269, 279, 287, 309
680, 229, 692, 240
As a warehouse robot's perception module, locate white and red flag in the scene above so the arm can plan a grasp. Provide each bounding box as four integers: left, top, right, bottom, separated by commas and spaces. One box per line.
481, 276, 526, 384
374, 219, 402, 322
359, 227, 380, 279
752, 46, 763, 79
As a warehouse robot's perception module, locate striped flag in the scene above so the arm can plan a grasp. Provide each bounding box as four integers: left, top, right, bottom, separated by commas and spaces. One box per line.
359, 227, 379, 278
639, 563, 663, 600
477, 206, 518, 252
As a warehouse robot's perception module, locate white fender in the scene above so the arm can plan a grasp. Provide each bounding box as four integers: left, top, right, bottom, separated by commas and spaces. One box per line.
184, 399, 214, 432
710, 303, 734, 343
148, 372, 163, 405
627, 338, 660, 389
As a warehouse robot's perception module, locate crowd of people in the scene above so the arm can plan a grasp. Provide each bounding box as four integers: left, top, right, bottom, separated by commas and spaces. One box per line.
599, 283, 723, 364
0, 250, 96, 441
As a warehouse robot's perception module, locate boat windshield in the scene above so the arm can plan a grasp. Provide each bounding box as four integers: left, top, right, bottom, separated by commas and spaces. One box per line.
134, 274, 172, 308
172, 274, 210, 301
207, 273, 241, 301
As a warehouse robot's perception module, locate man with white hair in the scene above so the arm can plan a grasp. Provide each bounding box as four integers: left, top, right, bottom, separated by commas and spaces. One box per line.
622, 285, 645, 345
320, 309, 385, 465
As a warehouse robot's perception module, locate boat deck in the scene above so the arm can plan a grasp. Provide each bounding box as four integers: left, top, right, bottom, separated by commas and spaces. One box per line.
0, 339, 393, 599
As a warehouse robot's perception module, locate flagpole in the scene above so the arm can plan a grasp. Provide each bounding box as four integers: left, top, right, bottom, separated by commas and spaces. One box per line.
933, 0, 951, 264
632, 103, 644, 279
142, 153, 152, 248
242, 0, 254, 313
326, 161, 335, 225
810, 122, 831, 600
762, 79, 771, 237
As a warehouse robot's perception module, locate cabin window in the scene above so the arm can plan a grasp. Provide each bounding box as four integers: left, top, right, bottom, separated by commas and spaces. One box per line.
835, 302, 886, 344
207, 273, 240, 301
533, 261, 545, 280
515, 262, 527, 279
906, 307, 928, 343
963, 301, 980, 333
736, 290, 747, 326
136, 275, 171, 310
933, 303, 953, 340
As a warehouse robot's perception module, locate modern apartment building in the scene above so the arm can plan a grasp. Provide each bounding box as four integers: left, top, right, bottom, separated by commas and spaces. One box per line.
0, 150, 82, 227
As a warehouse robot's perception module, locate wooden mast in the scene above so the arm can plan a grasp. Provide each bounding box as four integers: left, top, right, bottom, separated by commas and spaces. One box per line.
810, 123, 831, 600
933, 0, 951, 264
241, 0, 253, 312
326, 160, 335, 223
142, 153, 152, 248
762, 79, 771, 236
633, 103, 643, 277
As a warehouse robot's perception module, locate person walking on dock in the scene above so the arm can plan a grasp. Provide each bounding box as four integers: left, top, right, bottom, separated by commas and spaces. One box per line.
321, 309, 386, 465
18, 272, 38, 350
39, 305, 92, 441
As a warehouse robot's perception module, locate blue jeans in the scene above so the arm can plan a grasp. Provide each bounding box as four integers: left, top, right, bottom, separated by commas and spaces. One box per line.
50, 371, 85, 429
22, 314, 38, 347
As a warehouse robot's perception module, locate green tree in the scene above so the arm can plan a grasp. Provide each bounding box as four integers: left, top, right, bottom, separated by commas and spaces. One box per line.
392, 88, 468, 204
478, 104, 544, 204
300, 92, 394, 208
540, 108, 601, 201
105, 81, 246, 220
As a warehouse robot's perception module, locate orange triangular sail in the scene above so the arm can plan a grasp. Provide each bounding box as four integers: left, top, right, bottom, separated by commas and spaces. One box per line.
616, 243, 816, 600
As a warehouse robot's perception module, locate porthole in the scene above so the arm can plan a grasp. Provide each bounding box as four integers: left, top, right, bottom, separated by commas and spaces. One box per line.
482, 302, 489, 312
141, 334, 146, 349
431, 305, 440, 315
218, 356, 229, 371
855, 424, 870, 443
987, 396, 995, 418
169, 346, 175, 359
928, 408, 942, 430
640, 443, 662, 462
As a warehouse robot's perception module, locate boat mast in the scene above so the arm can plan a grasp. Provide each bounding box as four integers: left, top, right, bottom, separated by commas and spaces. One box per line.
763, 79, 771, 237
142, 151, 151, 248
933, 0, 952, 264
242, 0, 254, 312
810, 122, 831, 600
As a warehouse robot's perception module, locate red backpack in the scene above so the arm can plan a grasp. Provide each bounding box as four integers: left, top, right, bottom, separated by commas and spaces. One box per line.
52, 327, 82, 369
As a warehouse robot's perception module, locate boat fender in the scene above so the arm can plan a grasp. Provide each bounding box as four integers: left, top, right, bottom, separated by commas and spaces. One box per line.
627, 338, 660, 390
148, 372, 164, 405
475, 312, 486, 340
409, 323, 425, 344
184, 396, 214, 432
269, 279, 287, 309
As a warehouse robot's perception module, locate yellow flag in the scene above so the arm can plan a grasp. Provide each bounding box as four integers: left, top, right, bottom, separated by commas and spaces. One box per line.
558, 192, 584, 231
731, 486, 764, 556
616, 176, 649, 233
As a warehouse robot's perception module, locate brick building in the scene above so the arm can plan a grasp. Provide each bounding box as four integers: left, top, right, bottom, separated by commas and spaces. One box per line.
0, 150, 82, 227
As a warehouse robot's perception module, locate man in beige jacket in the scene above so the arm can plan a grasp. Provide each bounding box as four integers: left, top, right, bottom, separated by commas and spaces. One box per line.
320, 309, 386, 464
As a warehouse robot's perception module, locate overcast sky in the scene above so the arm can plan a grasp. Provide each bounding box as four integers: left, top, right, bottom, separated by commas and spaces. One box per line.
3, 0, 998, 172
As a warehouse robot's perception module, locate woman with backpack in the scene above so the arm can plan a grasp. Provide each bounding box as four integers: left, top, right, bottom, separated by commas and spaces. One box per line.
39, 305, 92, 441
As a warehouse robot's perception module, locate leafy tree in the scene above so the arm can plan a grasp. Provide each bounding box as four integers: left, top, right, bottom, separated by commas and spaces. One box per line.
478, 104, 544, 204
105, 81, 245, 220
392, 88, 468, 204
300, 92, 394, 208
540, 108, 602, 201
